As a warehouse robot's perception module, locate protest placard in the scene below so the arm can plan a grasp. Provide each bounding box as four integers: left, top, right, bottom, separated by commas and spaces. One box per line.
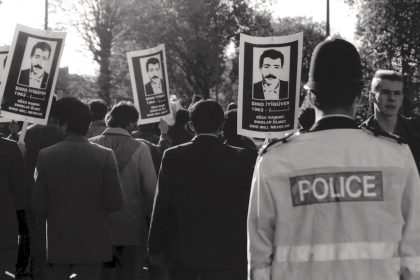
0, 24, 66, 125
0, 46, 10, 123
127, 44, 172, 125
237, 33, 303, 139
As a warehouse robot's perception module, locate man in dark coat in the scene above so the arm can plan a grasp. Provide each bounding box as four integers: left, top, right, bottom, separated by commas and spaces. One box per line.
148, 100, 254, 280
253, 49, 289, 100
32, 97, 123, 280
0, 137, 26, 279
360, 69, 420, 172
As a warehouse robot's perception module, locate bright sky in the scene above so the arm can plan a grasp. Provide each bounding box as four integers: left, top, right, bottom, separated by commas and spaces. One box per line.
0, 0, 356, 76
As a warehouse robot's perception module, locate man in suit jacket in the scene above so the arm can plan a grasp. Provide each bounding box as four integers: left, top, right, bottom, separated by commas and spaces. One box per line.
144, 57, 165, 96
18, 41, 51, 89
148, 100, 255, 280
0, 136, 26, 279
253, 49, 289, 100
32, 97, 123, 280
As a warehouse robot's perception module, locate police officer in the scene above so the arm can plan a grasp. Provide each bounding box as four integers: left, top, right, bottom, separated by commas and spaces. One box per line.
247, 38, 420, 280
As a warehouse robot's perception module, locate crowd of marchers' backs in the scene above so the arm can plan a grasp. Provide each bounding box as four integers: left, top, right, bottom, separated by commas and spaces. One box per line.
1, 37, 420, 280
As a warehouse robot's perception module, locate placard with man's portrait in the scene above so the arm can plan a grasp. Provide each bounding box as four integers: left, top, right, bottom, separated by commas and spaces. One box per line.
238, 33, 303, 139
127, 44, 172, 125
0, 25, 66, 125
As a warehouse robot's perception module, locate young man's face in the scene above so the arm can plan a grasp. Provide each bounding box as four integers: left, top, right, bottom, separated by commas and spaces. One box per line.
147, 63, 161, 83
371, 79, 403, 117
31, 48, 50, 75
260, 57, 282, 86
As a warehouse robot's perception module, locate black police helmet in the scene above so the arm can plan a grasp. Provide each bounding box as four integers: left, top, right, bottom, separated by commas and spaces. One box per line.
304, 37, 365, 93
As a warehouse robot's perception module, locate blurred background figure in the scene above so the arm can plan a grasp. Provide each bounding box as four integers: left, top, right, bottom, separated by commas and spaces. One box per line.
227, 102, 237, 110
298, 107, 315, 131
167, 109, 193, 146
131, 123, 161, 144
86, 99, 108, 138
222, 109, 258, 163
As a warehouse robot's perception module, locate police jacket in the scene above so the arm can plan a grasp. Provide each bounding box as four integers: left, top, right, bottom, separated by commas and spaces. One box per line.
248, 115, 420, 280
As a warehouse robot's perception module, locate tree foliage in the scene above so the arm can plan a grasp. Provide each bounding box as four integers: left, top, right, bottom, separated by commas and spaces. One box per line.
58, 0, 133, 104
349, 0, 420, 116
126, 0, 272, 100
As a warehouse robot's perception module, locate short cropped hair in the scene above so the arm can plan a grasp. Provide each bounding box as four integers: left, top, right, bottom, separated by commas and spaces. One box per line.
55, 97, 91, 135
189, 99, 224, 133
371, 69, 403, 92
105, 101, 139, 128
309, 89, 361, 112
259, 49, 284, 68
31, 41, 51, 58
146, 57, 160, 72
88, 99, 108, 121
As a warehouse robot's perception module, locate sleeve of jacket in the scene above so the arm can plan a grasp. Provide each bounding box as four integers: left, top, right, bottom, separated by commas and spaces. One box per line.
103, 149, 123, 212
139, 143, 158, 216
10, 141, 26, 210
148, 149, 173, 259
400, 146, 420, 280
31, 151, 48, 213
248, 156, 276, 280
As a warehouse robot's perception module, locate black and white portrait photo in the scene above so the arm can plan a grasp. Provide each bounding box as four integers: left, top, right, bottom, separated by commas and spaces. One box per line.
252, 48, 290, 100
142, 56, 165, 96
127, 45, 171, 125
0, 25, 65, 125
238, 33, 303, 139
17, 40, 54, 89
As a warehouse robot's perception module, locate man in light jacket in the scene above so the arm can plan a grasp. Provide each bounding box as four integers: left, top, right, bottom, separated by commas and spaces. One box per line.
90, 101, 157, 280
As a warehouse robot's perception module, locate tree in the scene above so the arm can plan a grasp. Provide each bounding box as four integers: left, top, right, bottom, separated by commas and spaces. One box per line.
61, 0, 132, 104
127, 0, 272, 100
348, 0, 420, 116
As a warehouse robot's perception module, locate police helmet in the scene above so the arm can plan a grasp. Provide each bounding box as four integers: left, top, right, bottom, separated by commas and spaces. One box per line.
304, 37, 365, 93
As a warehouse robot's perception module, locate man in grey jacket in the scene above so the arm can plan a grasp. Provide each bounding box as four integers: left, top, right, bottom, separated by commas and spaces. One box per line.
90, 101, 157, 280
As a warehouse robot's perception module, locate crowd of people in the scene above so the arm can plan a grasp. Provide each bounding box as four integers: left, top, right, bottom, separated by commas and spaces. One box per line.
1, 37, 420, 280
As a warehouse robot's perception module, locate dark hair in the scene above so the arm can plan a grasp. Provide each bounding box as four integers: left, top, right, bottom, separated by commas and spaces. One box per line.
371, 69, 403, 92
146, 57, 160, 72
259, 49, 284, 68
189, 99, 224, 133
105, 101, 139, 128
31, 41, 51, 58
309, 89, 361, 111
55, 97, 91, 135
175, 109, 189, 125
222, 109, 237, 139
88, 99, 108, 121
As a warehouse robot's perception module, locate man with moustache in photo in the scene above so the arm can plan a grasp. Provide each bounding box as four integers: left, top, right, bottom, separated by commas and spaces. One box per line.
253, 49, 289, 100
18, 41, 51, 89
144, 57, 165, 96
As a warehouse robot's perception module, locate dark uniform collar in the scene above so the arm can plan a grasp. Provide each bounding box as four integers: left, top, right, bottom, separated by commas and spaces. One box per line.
310, 115, 359, 132
191, 134, 223, 144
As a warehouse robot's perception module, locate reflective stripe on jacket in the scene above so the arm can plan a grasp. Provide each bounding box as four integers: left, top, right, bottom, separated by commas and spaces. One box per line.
248, 129, 420, 280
